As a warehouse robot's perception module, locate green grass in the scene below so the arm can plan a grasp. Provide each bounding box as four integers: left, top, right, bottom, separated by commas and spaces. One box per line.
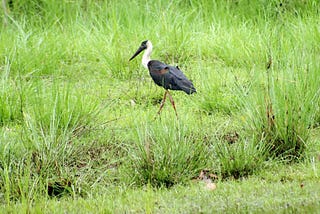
1, 0, 320, 212
2, 165, 320, 213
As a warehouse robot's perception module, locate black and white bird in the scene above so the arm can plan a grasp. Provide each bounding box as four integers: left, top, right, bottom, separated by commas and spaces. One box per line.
129, 40, 196, 116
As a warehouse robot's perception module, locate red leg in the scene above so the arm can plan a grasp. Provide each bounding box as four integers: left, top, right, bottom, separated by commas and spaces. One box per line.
167, 91, 178, 117
157, 90, 168, 115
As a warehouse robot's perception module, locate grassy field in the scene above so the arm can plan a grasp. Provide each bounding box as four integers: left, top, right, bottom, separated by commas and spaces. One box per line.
1, 0, 320, 212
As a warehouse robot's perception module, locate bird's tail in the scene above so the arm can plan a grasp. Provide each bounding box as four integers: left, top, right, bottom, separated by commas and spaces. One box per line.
183, 86, 196, 95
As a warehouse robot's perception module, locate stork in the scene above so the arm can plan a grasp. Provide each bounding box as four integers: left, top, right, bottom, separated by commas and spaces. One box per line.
129, 40, 196, 117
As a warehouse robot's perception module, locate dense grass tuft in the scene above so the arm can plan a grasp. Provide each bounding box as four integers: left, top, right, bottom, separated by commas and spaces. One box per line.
126, 119, 209, 187
212, 135, 269, 179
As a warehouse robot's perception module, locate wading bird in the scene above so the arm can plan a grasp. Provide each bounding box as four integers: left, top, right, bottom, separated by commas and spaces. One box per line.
129, 40, 196, 117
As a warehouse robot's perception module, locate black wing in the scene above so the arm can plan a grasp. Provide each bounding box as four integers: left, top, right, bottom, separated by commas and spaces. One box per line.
147, 60, 196, 94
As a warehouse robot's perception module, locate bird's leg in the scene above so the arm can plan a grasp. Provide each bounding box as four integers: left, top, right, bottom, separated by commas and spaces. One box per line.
167, 91, 178, 117
157, 90, 168, 115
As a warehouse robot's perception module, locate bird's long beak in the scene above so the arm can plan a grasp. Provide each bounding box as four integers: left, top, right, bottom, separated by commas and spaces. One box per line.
129, 45, 145, 61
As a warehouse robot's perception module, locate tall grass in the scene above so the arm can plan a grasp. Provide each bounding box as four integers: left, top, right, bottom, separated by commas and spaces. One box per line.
0, 0, 319, 207
235, 15, 320, 159
0, 56, 23, 124
126, 118, 209, 187
0, 81, 108, 200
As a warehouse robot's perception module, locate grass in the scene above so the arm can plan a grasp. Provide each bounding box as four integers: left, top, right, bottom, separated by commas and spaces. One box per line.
2, 165, 320, 213
0, 0, 320, 212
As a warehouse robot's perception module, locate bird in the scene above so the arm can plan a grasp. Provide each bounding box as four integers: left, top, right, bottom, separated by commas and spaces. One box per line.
129, 40, 196, 117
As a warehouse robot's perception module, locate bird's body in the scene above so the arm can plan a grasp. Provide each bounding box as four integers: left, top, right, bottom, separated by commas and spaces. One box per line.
129, 40, 196, 116
147, 60, 196, 94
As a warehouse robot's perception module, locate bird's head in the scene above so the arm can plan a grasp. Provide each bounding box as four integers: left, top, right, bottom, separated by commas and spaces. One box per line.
129, 40, 150, 61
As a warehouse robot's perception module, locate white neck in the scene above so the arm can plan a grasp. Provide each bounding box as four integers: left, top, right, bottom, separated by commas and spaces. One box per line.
142, 41, 152, 68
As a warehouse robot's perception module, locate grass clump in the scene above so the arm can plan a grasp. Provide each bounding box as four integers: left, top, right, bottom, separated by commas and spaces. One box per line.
127, 119, 209, 187
0, 80, 113, 200
214, 138, 269, 179
239, 60, 320, 160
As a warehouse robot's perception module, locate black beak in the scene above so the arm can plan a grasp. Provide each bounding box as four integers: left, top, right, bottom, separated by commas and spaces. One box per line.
129, 45, 145, 61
